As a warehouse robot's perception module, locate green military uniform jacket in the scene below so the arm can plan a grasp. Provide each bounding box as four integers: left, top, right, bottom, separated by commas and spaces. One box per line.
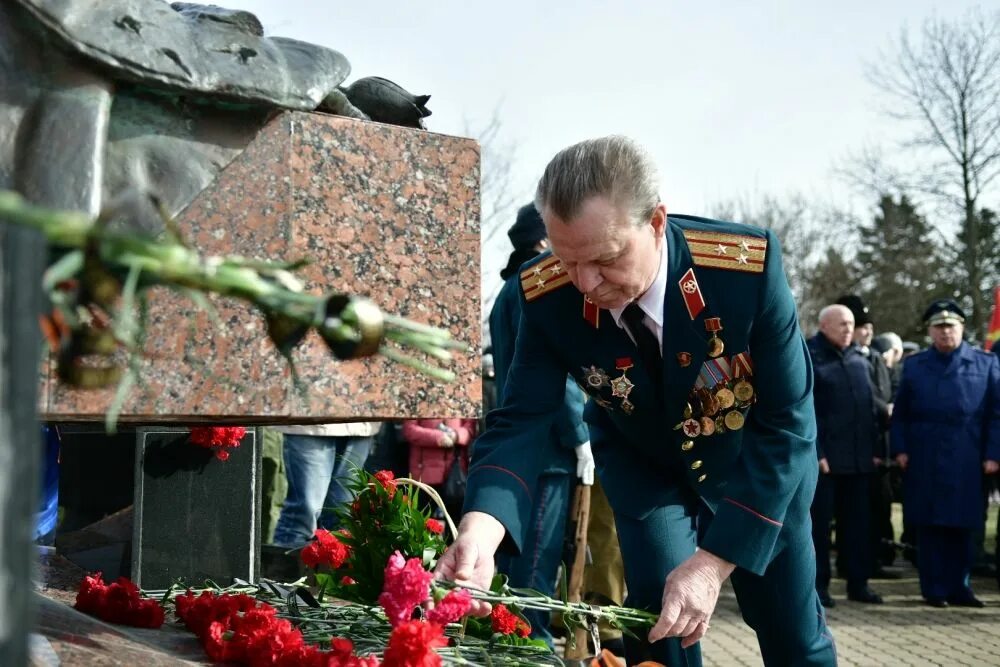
465, 214, 817, 576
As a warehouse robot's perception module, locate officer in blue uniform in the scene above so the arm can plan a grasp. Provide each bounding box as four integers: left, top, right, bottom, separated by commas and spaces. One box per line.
489, 202, 593, 647
891, 299, 1000, 607
436, 137, 834, 666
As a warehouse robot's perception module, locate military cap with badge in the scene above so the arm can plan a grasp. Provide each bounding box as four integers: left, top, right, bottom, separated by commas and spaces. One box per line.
923, 299, 966, 327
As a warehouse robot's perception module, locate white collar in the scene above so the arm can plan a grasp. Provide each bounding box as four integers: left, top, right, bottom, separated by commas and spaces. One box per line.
610, 242, 667, 329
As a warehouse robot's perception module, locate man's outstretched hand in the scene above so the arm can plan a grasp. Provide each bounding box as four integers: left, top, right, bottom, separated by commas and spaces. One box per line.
648, 549, 736, 649
433, 511, 505, 616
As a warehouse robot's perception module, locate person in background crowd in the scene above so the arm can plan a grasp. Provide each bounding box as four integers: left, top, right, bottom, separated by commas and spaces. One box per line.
487, 202, 604, 650
402, 418, 476, 522
901, 341, 920, 359
809, 304, 883, 607
871, 331, 906, 569
272, 423, 378, 548
892, 299, 1000, 607
836, 295, 895, 579
872, 332, 904, 395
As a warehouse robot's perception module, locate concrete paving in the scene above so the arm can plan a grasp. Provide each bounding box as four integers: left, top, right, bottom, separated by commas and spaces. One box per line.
703, 565, 1000, 666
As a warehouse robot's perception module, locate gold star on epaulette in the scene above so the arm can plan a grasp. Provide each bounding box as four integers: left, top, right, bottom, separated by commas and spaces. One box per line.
683, 230, 767, 273
521, 256, 572, 302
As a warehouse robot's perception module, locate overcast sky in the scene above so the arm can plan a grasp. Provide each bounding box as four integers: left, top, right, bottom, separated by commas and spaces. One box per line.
229, 1, 987, 306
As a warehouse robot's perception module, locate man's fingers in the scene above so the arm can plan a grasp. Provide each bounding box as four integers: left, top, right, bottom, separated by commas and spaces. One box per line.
467, 598, 492, 617
647, 601, 681, 643
453, 541, 478, 581
672, 616, 701, 640
680, 621, 709, 649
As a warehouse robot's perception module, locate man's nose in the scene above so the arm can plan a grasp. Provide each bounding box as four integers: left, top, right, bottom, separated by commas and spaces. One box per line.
576, 265, 602, 293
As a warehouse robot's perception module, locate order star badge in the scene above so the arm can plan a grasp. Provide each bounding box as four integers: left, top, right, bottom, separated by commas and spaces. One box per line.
582, 365, 610, 389
610, 374, 634, 398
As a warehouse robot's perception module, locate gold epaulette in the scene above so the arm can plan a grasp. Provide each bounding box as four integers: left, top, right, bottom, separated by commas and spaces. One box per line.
683, 229, 767, 273
521, 255, 572, 302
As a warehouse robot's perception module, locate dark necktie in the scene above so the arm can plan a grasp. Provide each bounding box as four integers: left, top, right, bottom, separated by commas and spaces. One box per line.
622, 303, 663, 396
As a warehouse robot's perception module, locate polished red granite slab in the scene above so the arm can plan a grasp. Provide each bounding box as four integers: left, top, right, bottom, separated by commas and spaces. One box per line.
40, 113, 481, 422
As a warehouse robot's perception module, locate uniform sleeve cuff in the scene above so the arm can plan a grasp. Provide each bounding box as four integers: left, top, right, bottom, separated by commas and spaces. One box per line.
700, 497, 782, 575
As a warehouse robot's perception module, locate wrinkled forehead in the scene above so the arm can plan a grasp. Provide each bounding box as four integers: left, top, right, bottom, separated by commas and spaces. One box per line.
542, 198, 631, 263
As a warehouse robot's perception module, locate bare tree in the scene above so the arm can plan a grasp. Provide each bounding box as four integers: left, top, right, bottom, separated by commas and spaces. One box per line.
866, 8, 1000, 334
712, 193, 858, 330
465, 106, 523, 332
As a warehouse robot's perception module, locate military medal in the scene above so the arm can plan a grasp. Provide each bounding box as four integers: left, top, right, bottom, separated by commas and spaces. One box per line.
699, 417, 716, 436
582, 365, 610, 389
610, 357, 635, 398
682, 419, 701, 438
715, 387, 735, 410
621, 398, 634, 415
731, 352, 755, 403
724, 410, 745, 431
733, 380, 754, 403
704, 317, 725, 357
677, 351, 692, 368
701, 392, 720, 417
594, 397, 613, 409
684, 402, 693, 419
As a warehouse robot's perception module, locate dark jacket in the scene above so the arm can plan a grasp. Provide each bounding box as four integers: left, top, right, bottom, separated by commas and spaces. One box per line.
808, 334, 879, 474
862, 347, 893, 458
468, 216, 817, 576
488, 270, 589, 475
891, 343, 1000, 528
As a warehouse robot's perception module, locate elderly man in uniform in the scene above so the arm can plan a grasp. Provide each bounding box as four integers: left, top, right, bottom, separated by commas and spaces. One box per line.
436, 136, 834, 666
892, 299, 1000, 607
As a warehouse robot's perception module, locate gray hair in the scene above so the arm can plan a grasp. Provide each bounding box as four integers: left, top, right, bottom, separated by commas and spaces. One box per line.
875, 332, 903, 353
534, 136, 660, 226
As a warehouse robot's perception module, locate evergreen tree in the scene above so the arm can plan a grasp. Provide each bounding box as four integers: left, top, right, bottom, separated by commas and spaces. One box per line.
854, 194, 946, 341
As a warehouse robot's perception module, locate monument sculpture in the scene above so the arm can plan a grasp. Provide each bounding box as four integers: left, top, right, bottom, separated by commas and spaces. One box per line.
0, 1, 480, 661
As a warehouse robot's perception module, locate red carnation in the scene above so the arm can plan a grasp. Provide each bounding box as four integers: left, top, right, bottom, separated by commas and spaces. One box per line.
425, 589, 472, 626
189, 426, 246, 461
490, 603, 522, 636
373, 469, 398, 498
301, 528, 351, 569
378, 551, 434, 627
74, 573, 164, 628
382, 620, 447, 667
424, 518, 444, 535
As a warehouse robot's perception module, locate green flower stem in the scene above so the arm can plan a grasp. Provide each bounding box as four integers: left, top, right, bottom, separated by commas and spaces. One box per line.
0, 190, 468, 379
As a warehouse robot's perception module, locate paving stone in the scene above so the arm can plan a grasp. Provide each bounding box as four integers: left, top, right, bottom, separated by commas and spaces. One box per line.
702, 561, 1000, 666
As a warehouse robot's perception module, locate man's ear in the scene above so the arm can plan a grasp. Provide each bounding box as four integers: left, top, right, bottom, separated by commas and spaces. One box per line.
650, 202, 668, 237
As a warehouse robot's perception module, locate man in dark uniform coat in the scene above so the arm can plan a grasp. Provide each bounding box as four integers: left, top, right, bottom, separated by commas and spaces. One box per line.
436, 137, 835, 666
892, 299, 1000, 607
808, 304, 883, 607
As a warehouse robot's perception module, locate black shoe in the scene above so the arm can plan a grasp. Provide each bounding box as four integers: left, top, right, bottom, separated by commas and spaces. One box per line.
847, 587, 884, 604
925, 597, 948, 608
818, 591, 836, 608
947, 595, 985, 608
871, 567, 902, 580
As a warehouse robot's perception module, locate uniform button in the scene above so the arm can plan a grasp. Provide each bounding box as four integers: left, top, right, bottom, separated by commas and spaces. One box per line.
698, 474, 707, 483
681, 440, 694, 451
691, 460, 703, 470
